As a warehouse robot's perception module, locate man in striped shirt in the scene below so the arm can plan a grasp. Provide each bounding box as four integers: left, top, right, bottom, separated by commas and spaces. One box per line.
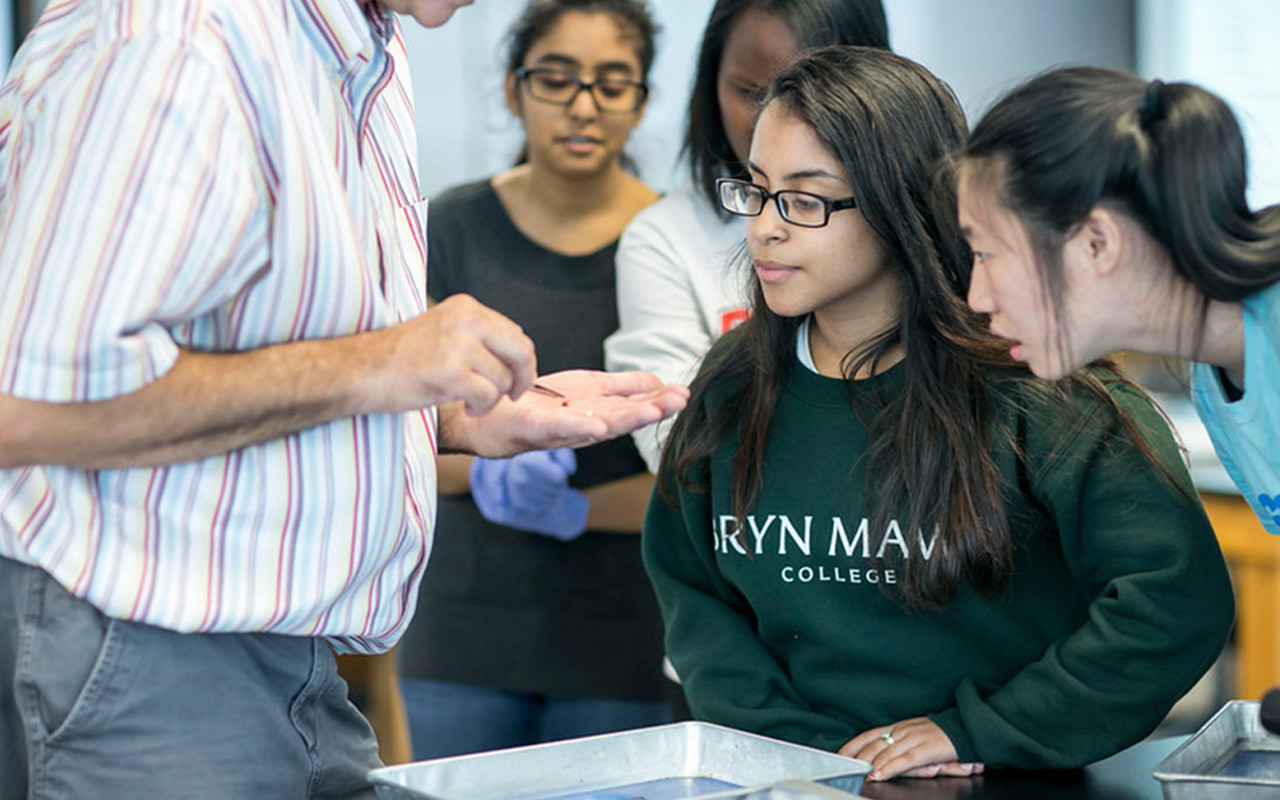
0, 1, 687, 798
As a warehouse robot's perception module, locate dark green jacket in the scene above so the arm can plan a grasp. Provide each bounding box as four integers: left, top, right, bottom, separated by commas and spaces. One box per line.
643, 349, 1234, 769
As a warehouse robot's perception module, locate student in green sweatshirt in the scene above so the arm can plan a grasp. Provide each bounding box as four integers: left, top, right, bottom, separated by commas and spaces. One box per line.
642, 46, 1235, 784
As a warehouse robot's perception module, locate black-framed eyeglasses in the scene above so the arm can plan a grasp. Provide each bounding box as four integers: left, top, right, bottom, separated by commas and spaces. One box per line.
716, 177, 857, 228
515, 67, 648, 114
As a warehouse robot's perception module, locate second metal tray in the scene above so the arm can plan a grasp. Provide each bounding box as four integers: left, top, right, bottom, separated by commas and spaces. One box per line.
1153, 700, 1280, 799
368, 721, 870, 800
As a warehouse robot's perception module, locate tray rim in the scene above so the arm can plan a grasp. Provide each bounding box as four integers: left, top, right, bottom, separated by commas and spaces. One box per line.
1152, 700, 1280, 787
367, 720, 871, 798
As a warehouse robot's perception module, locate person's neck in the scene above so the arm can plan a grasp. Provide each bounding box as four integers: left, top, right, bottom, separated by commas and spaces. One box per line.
508, 161, 629, 218
493, 161, 647, 256
808, 308, 903, 380
1098, 241, 1244, 375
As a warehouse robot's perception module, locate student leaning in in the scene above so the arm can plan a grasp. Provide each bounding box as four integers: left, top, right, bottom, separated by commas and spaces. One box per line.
958, 67, 1280, 536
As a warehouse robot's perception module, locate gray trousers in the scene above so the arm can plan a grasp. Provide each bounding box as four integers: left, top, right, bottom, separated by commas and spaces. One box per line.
0, 557, 382, 800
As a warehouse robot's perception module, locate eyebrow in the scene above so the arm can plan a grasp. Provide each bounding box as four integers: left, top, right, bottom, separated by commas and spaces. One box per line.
532, 53, 637, 76
747, 161, 846, 184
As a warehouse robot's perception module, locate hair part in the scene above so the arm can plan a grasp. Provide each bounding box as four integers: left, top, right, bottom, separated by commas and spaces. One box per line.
505, 0, 659, 77
684, 0, 890, 211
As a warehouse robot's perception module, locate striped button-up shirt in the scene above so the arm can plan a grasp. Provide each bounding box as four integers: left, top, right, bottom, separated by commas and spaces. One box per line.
0, 0, 436, 653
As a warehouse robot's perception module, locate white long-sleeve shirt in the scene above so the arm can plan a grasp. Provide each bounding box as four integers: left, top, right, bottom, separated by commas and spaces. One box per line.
0, 0, 435, 654
605, 182, 750, 471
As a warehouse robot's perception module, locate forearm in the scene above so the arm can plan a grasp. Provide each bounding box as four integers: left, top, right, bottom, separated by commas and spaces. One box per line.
953, 389, 1237, 768
0, 293, 564, 470
0, 340, 372, 470
583, 472, 654, 532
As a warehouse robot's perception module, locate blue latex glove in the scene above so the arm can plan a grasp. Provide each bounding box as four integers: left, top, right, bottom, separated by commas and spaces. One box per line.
470, 448, 589, 540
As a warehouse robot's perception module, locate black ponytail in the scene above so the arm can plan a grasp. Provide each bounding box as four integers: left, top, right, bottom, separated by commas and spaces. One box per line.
1137, 78, 1280, 299
966, 67, 1280, 303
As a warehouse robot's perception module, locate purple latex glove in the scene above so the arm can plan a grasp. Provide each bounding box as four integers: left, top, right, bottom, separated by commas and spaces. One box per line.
470, 448, 588, 540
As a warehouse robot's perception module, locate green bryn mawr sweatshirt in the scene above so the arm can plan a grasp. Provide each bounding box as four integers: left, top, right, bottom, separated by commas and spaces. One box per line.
643, 348, 1235, 769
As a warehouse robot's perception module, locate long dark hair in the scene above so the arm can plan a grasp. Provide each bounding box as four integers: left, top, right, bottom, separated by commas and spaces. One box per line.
505, 0, 659, 167
684, 0, 889, 209
965, 67, 1280, 331
662, 48, 1162, 609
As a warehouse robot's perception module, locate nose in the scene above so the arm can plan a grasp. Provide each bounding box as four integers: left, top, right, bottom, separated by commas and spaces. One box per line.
967, 258, 995, 314
748, 195, 787, 247
566, 85, 600, 120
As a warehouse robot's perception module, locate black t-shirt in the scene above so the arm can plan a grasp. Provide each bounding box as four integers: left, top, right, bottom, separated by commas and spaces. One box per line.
397, 180, 665, 701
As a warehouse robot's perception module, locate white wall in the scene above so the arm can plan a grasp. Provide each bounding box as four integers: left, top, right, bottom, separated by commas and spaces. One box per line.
887, 0, 1133, 119
402, 0, 1135, 196
1137, 0, 1280, 207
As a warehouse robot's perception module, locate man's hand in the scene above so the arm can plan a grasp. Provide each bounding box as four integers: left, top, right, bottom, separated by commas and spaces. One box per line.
0, 298, 687, 469
439, 369, 689, 457
359, 293, 538, 416
839, 718, 983, 782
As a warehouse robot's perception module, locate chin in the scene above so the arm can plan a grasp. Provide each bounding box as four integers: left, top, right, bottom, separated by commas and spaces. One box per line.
396, 0, 471, 28
1027, 359, 1074, 381
761, 297, 809, 319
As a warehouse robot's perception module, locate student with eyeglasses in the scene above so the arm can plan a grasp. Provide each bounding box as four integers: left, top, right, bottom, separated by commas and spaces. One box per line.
605, 0, 891, 474
394, 0, 671, 759
643, 47, 1233, 781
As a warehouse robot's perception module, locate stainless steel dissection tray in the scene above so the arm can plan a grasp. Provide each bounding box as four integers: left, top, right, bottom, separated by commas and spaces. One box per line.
1154, 700, 1280, 799
368, 721, 870, 800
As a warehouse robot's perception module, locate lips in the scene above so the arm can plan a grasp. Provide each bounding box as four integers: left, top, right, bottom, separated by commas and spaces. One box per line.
986, 323, 1026, 362
558, 135, 603, 154
755, 259, 798, 284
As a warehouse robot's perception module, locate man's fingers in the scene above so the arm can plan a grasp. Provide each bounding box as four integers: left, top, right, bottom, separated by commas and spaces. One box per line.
433, 295, 536, 401
535, 369, 667, 398
480, 329, 536, 400
631, 385, 692, 415
587, 370, 665, 395
530, 414, 611, 449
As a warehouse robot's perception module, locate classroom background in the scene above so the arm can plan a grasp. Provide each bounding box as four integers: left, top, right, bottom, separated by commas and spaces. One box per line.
401, 0, 1280, 207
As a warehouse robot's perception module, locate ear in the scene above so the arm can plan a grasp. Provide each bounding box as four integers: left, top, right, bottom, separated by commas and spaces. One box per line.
504, 71, 521, 118
1073, 206, 1126, 279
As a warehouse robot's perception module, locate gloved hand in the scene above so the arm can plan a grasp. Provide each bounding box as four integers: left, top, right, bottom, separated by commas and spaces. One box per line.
470, 448, 589, 540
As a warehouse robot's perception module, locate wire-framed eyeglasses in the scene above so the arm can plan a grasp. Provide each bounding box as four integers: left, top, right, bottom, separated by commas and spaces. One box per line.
515, 67, 648, 114
716, 177, 857, 228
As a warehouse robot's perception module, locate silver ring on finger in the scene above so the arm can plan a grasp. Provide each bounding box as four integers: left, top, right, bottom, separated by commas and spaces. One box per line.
879, 731, 895, 746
